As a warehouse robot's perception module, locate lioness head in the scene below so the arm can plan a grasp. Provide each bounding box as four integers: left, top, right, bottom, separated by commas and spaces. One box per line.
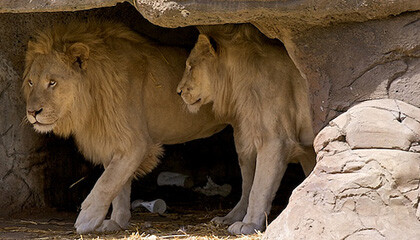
177, 34, 217, 113
23, 40, 90, 133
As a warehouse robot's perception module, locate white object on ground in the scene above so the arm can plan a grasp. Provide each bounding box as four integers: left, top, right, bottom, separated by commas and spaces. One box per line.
194, 176, 232, 197
131, 199, 167, 214
157, 171, 194, 188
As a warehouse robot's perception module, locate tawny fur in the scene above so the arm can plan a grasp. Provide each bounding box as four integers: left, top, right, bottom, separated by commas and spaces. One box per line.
177, 24, 315, 235
23, 21, 225, 234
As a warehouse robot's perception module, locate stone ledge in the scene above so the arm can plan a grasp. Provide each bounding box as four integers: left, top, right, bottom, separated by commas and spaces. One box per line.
0, 0, 125, 13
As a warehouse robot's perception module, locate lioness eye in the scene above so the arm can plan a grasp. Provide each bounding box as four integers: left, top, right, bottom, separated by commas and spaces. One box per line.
28, 80, 33, 87
49, 79, 57, 87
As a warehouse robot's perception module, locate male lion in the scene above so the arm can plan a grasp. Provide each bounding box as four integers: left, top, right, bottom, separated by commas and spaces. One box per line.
23, 21, 226, 234
177, 24, 316, 235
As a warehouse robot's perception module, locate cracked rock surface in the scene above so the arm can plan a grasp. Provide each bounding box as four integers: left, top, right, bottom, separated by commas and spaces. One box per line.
0, 54, 45, 216
263, 99, 420, 240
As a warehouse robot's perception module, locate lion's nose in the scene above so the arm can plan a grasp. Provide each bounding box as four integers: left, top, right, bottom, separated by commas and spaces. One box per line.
28, 108, 43, 117
177, 90, 182, 96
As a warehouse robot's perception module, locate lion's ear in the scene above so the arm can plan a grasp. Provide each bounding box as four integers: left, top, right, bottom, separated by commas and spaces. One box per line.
27, 40, 35, 51
67, 42, 89, 70
196, 34, 217, 57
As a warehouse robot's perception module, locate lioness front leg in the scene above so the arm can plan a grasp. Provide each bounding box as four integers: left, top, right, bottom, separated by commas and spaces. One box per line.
212, 135, 256, 225
96, 178, 132, 232
228, 139, 288, 235
75, 148, 146, 234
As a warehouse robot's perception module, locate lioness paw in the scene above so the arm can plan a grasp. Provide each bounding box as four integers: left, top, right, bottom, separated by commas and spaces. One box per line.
95, 220, 123, 232
228, 221, 262, 235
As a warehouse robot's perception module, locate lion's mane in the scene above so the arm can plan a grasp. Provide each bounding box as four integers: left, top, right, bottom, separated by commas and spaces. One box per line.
197, 24, 313, 154
24, 21, 162, 175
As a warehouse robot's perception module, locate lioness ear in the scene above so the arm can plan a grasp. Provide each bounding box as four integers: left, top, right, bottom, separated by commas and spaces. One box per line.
67, 42, 89, 70
27, 40, 35, 51
196, 34, 216, 57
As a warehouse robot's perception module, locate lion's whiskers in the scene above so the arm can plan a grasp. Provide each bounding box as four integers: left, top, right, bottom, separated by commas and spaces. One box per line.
20, 115, 30, 127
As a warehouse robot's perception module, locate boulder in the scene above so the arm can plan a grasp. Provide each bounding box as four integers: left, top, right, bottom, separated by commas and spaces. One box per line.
263, 99, 420, 239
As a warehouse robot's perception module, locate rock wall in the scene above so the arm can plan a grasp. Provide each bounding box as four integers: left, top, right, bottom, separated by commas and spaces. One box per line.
263, 99, 420, 239
277, 12, 420, 132
0, 52, 45, 215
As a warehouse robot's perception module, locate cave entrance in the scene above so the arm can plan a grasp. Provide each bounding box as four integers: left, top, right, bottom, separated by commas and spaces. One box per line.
0, 2, 306, 239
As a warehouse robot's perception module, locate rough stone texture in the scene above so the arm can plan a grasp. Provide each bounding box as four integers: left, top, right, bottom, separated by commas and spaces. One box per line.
263, 99, 420, 240
278, 12, 420, 132
2, 0, 419, 27
0, 54, 46, 215
133, 0, 419, 30
0, 0, 125, 13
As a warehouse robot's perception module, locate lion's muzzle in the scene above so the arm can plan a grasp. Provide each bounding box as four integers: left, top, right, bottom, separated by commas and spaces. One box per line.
27, 108, 43, 124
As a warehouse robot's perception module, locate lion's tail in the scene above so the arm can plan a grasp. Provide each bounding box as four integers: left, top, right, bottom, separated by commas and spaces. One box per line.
134, 143, 164, 178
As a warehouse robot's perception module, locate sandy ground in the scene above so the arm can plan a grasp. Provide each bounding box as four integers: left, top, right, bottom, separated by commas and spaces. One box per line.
0, 208, 263, 240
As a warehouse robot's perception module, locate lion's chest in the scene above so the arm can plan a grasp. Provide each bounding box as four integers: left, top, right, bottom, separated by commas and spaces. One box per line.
74, 132, 115, 166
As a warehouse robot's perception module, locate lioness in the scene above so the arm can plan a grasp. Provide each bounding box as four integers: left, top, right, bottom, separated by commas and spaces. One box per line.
23, 21, 226, 234
177, 24, 316, 235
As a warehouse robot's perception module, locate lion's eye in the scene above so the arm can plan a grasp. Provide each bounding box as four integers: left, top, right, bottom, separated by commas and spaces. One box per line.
28, 80, 33, 87
49, 79, 57, 87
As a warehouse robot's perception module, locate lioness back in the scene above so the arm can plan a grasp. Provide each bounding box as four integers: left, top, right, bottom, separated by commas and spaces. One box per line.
127, 44, 225, 144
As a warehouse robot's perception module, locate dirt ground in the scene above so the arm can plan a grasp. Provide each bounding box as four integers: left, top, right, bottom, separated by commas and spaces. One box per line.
0, 207, 263, 240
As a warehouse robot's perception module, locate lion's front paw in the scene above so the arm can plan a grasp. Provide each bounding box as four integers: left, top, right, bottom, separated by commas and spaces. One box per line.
95, 220, 123, 232
75, 200, 109, 234
228, 221, 262, 235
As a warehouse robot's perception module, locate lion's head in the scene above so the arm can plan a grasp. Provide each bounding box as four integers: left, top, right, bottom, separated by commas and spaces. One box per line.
23, 39, 90, 134
176, 34, 217, 113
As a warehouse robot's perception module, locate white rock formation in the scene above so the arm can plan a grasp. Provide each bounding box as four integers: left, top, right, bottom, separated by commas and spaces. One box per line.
263, 99, 420, 239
